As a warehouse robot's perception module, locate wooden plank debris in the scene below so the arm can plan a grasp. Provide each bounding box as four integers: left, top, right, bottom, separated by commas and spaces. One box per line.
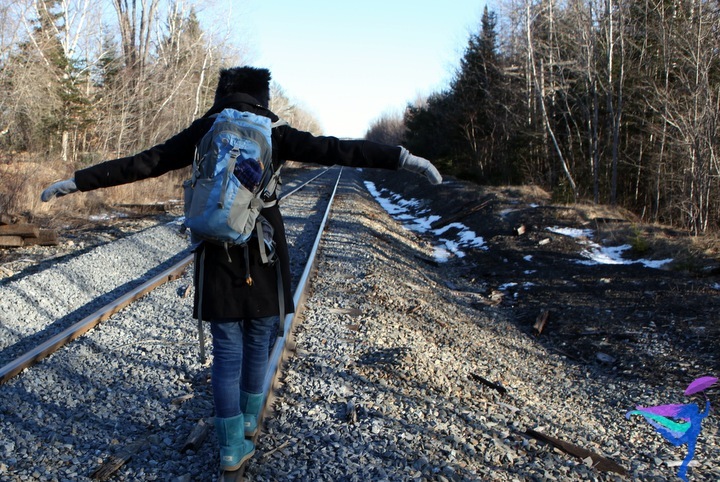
430, 198, 493, 229
171, 393, 194, 406
0, 223, 58, 247
533, 310, 550, 335
23, 229, 59, 246
91, 437, 148, 480
182, 284, 193, 298
261, 440, 292, 460
524, 428, 628, 476
181, 418, 210, 453
0, 224, 39, 237
489, 290, 504, 304
0, 236, 23, 248
328, 307, 362, 317
115, 202, 173, 212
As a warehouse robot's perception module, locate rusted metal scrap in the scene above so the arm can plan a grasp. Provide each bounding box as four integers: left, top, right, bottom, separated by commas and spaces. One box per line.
524, 428, 628, 476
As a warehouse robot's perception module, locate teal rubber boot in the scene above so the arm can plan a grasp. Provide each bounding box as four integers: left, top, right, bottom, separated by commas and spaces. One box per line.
241, 391, 264, 437
214, 414, 255, 471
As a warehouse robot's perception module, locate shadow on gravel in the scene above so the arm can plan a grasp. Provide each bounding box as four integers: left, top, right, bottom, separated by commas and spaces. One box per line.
277, 351, 493, 480
0, 215, 180, 285
0, 242, 112, 286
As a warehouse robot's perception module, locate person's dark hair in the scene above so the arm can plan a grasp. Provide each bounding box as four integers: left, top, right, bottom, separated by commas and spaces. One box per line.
214, 67, 272, 108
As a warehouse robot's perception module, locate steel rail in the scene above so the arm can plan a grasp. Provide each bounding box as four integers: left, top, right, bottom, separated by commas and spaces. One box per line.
0, 167, 337, 385
223, 167, 343, 481
0, 256, 193, 384
263, 167, 342, 394
280, 168, 330, 199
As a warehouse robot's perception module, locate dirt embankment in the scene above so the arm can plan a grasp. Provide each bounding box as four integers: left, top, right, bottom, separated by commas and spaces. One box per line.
363, 169, 720, 388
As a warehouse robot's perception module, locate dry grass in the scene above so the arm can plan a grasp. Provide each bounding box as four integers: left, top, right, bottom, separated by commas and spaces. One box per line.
571, 201, 720, 272
1, 159, 188, 225
490, 184, 720, 272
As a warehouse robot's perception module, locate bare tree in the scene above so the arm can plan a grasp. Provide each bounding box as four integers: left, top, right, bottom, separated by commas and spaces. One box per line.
109, 0, 159, 146
270, 84, 322, 135
661, 0, 719, 233
365, 111, 405, 145
526, 0, 578, 198
0, 1, 32, 139
578, 0, 602, 203
112, 0, 159, 75
602, 0, 625, 205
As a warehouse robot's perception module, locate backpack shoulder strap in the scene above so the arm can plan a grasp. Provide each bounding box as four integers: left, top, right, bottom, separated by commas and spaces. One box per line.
258, 118, 285, 205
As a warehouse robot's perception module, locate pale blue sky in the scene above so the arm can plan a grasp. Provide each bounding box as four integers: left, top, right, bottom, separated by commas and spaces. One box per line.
234, 1, 488, 138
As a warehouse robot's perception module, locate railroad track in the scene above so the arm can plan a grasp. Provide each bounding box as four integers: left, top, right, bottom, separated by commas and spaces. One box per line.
0, 165, 341, 480
0, 166, 336, 386
2, 168, 690, 481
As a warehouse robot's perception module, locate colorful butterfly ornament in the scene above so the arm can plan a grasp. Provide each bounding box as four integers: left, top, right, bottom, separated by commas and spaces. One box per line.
626, 376, 717, 481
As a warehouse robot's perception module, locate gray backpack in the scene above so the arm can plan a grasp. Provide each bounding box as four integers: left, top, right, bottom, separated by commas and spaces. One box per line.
183, 108, 282, 249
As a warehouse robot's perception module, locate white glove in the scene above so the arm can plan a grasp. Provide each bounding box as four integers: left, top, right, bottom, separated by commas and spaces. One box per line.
399, 148, 442, 185
41, 179, 78, 202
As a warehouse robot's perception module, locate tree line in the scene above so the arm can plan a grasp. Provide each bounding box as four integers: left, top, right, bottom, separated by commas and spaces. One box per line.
368, 1, 720, 235
3, 1, 719, 234
0, 0, 320, 216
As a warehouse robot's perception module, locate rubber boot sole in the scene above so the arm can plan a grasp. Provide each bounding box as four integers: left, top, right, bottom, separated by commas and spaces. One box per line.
218, 447, 255, 479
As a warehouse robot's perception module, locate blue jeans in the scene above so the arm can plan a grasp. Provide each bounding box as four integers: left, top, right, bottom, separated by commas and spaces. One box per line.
210, 316, 278, 418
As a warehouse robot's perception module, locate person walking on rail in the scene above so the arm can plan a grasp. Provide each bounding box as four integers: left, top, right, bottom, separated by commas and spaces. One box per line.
40, 66, 442, 473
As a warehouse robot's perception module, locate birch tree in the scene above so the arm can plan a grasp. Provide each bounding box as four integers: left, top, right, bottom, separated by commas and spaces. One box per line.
603, 0, 625, 205
526, 0, 578, 198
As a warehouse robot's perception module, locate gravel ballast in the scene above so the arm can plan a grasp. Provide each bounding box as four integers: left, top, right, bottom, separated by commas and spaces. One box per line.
0, 168, 717, 481
0, 222, 190, 367
249, 172, 719, 481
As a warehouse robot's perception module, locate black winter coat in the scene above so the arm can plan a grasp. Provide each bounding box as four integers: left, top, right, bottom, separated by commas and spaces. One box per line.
74, 93, 402, 320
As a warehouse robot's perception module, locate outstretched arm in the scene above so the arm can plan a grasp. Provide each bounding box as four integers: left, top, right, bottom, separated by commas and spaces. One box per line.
41, 116, 211, 202
274, 125, 443, 184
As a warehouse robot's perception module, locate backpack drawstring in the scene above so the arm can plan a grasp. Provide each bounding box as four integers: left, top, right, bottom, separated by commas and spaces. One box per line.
243, 244, 253, 285
220, 239, 253, 285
